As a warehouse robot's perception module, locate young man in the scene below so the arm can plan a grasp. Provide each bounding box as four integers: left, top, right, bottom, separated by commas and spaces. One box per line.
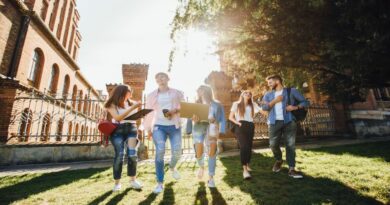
143, 72, 184, 194
261, 75, 308, 178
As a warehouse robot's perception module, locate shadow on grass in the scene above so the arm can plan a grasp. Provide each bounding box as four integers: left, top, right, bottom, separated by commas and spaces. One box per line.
306, 141, 390, 162
0, 167, 109, 204
88, 190, 112, 205
220, 153, 383, 204
106, 188, 130, 205
159, 182, 175, 205
194, 182, 208, 205
209, 187, 227, 205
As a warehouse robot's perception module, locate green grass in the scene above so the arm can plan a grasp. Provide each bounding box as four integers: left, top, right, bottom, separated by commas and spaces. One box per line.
0, 141, 389, 205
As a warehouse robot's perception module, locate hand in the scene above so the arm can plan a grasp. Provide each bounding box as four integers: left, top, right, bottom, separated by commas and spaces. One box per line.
286, 105, 298, 112
237, 122, 242, 127
133, 101, 142, 108
147, 131, 153, 141
274, 95, 283, 103
192, 114, 200, 123
209, 117, 216, 123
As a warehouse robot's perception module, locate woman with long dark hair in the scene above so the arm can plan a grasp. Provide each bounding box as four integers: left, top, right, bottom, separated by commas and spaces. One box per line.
104, 85, 143, 191
229, 90, 262, 179
187, 85, 226, 188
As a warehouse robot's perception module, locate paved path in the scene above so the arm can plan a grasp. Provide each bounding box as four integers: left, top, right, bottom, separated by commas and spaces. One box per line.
1, 136, 389, 177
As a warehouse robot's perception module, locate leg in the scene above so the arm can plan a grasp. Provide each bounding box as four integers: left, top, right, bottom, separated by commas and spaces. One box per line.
283, 121, 297, 168
110, 133, 126, 181
207, 136, 218, 177
153, 126, 167, 183
127, 136, 138, 178
168, 126, 182, 169
268, 121, 283, 162
193, 123, 207, 168
235, 123, 250, 166
247, 122, 255, 165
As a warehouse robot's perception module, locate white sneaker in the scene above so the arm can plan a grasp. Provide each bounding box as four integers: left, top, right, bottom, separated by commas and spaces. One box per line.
243, 170, 251, 179
197, 168, 204, 179
130, 180, 143, 190
153, 184, 164, 194
112, 184, 121, 192
171, 168, 181, 180
207, 179, 216, 188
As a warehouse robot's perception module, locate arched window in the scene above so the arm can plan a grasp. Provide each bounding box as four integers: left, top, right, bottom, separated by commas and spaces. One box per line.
78, 90, 83, 112
67, 121, 72, 141
81, 125, 85, 141
48, 64, 60, 96
19, 108, 32, 142
62, 75, 70, 98
55, 118, 64, 141
28, 48, 44, 88
74, 123, 79, 141
83, 94, 88, 114
40, 113, 51, 141
72, 85, 77, 109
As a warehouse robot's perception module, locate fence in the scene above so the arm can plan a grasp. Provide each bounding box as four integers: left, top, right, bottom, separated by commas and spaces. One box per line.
6, 89, 106, 144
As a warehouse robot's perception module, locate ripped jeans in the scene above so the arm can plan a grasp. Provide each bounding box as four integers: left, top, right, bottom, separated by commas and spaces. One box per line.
152, 125, 182, 183
110, 123, 138, 180
193, 122, 218, 176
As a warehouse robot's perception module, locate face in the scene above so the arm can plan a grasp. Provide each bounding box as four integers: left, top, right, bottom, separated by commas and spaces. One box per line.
124, 90, 132, 100
155, 74, 169, 87
267, 78, 278, 90
197, 88, 205, 98
242, 91, 252, 101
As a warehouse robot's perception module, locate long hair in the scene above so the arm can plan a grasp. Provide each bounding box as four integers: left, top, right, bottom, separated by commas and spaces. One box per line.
196, 85, 215, 104
104, 85, 132, 108
236, 90, 254, 118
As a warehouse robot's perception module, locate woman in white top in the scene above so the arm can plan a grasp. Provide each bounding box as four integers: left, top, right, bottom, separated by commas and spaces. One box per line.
104, 85, 142, 191
229, 90, 262, 179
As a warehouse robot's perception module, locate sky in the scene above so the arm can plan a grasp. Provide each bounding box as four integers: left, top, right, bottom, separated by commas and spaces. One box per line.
77, 0, 220, 101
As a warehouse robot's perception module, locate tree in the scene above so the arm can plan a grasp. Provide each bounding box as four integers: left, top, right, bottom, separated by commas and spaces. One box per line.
171, 0, 390, 102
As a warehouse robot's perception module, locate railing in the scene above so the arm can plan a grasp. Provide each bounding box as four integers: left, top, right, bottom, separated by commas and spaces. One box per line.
7, 89, 106, 144
253, 104, 337, 139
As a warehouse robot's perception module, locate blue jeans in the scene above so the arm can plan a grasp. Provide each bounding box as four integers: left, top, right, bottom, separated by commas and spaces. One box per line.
193, 122, 217, 176
268, 120, 297, 168
110, 123, 138, 180
153, 125, 182, 183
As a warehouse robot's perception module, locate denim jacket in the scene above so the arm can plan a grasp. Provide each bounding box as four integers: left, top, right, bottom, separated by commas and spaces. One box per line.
261, 88, 309, 125
186, 101, 226, 134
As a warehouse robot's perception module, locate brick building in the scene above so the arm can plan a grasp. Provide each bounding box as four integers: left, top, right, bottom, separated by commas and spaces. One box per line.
0, 0, 105, 144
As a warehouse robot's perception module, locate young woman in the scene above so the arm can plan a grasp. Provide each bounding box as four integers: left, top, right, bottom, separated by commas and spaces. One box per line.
104, 85, 143, 191
187, 85, 226, 188
229, 90, 262, 179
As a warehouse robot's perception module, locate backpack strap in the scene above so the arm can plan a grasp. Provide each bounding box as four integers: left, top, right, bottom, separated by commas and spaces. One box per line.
287, 87, 292, 106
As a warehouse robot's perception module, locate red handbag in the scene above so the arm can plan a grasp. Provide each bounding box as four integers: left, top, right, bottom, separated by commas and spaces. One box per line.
98, 120, 117, 136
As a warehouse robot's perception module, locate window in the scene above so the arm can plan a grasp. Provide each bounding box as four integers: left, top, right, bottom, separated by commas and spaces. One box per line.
18, 108, 32, 142
40, 113, 51, 141
67, 122, 72, 141
72, 85, 77, 109
28, 49, 44, 88
49, 0, 60, 31
56, 0, 68, 39
74, 123, 79, 141
40, 0, 49, 21
78, 90, 83, 112
62, 75, 70, 98
48, 64, 59, 96
55, 118, 64, 141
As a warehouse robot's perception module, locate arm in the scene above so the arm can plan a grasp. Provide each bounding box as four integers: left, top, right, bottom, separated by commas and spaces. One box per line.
292, 88, 309, 108
106, 102, 140, 122
229, 111, 241, 127
143, 94, 154, 133
261, 93, 282, 111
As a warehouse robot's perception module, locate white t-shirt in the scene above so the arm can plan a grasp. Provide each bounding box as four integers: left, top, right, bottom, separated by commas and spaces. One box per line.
230, 102, 261, 122
112, 100, 138, 124
155, 91, 175, 126
274, 89, 284, 120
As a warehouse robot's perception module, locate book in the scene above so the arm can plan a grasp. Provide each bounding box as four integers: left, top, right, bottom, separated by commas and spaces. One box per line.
124, 109, 153, 121
179, 102, 209, 121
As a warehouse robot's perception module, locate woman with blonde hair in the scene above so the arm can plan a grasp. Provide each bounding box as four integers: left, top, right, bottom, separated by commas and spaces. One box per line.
104, 85, 143, 191
229, 90, 262, 179
187, 85, 226, 188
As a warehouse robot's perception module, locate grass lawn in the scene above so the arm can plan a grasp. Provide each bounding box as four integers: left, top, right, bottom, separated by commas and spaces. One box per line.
0, 141, 389, 205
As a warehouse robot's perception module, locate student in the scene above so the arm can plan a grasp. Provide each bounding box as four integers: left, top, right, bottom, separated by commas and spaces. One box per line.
187, 85, 226, 187
229, 90, 262, 179
104, 85, 143, 191
143, 72, 184, 194
261, 74, 308, 178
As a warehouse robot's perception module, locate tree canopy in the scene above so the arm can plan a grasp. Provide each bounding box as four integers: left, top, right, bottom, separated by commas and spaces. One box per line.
170, 0, 390, 102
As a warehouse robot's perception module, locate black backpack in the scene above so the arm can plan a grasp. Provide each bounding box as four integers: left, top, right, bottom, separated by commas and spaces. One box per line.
287, 88, 307, 122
